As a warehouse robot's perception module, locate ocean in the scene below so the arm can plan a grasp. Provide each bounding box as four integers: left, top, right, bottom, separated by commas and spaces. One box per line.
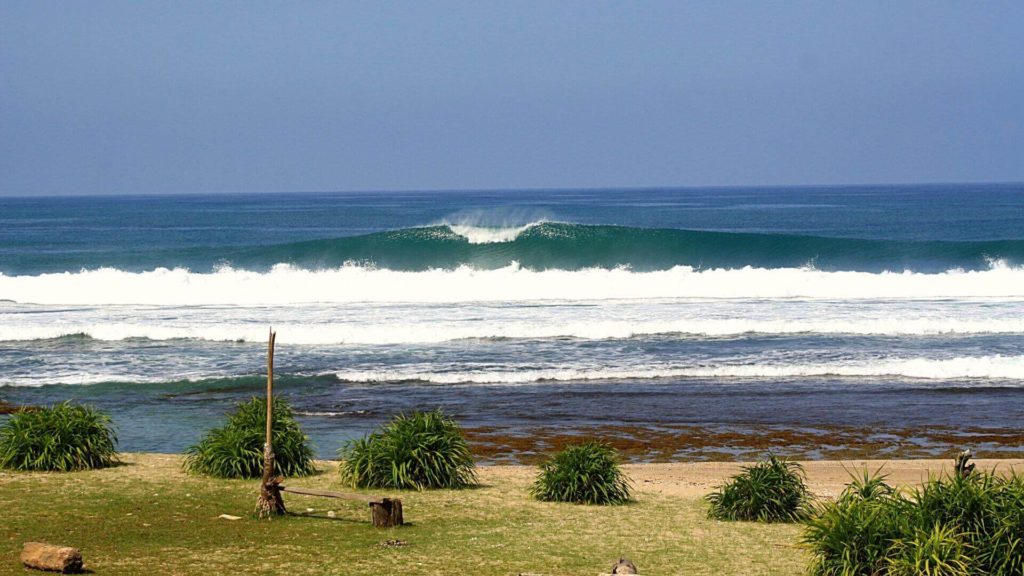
1, 184, 1023, 461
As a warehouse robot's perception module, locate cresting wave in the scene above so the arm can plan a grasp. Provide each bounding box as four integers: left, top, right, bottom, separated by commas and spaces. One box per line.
2, 261, 1024, 305
225, 222, 1024, 272
10, 222, 1022, 276
332, 355, 1024, 384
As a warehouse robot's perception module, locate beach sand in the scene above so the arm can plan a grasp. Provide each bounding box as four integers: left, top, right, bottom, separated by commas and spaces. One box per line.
481, 457, 1024, 499
24, 453, 1016, 498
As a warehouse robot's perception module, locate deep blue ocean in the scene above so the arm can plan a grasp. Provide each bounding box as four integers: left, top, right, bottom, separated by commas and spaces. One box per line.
2, 184, 1023, 460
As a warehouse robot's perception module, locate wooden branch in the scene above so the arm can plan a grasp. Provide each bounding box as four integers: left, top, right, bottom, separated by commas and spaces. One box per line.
279, 486, 404, 527
279, 486, 375, 502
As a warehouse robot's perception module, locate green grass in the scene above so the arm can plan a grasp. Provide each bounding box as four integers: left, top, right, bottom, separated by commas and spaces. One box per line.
803, 467, 1024, 576
183, 397, 315, 479
339, 410, 477, 490
706, 455, 811, 522
0, 402, 117, 472
0, 454, 807, 576
531, 441, 632, 505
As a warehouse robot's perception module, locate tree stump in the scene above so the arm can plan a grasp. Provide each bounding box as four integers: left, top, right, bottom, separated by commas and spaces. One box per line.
370, 498, 403, 527
954, 449, 975, 478
21, 542, 83, 574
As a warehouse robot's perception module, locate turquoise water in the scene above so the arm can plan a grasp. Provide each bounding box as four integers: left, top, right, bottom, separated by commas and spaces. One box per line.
1, 184, 1023, 458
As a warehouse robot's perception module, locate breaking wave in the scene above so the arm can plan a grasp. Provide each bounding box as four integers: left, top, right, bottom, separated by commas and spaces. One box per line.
2, 261, 1024, 305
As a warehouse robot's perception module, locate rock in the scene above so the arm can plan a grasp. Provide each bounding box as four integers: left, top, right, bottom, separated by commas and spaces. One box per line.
21, 542, 83, 574
610, 557, 638, 574
327, 510, 336, 518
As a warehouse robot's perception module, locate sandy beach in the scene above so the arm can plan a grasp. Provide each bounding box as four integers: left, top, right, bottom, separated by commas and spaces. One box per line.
486, 457, 1024, 499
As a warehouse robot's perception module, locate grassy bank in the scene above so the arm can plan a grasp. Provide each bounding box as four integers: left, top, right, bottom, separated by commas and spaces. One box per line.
1, 454, 804, 575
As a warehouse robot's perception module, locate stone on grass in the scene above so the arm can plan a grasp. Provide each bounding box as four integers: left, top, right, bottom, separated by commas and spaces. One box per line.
610, 557, 638, 574
21, 542, 83, 574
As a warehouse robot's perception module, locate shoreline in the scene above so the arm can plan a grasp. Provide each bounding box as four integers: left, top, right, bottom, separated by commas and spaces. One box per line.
7, 376, 1024, 461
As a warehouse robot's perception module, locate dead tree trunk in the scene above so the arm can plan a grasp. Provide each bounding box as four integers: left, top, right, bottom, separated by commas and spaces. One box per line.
256, 329, 286, 518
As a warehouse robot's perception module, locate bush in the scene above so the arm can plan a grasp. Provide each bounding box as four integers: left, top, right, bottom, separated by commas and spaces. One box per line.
184, 397, 315, 479
887, 524, 971, 576
804, 471, 908, 575
706, 455, 810, 522
804, 463, 1024, 576
0, 402, 118, 471
338, 409, 476, 490
531, 441, 632, 505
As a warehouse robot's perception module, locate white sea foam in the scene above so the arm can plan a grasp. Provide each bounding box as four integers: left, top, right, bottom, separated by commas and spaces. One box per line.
333, 355, 1024, 384
5, 355, 1021, 388
447, 222, 541, 243
2, 262, 1024, 306
4, 316, 1024, 344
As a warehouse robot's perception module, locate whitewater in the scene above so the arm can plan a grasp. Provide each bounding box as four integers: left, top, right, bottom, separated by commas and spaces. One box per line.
3, 260, 1024, 306
2, 186, 1023, 455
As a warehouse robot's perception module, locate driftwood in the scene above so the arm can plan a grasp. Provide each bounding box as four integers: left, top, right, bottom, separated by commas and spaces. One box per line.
21, 542, 83, 574
279, 485, 404, 527
954, 449, 976, 478
280, 485, 373, 502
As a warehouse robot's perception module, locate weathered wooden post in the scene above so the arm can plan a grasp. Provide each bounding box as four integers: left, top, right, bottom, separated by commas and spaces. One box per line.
256, 329, 286, 518
369, 497, 404, 528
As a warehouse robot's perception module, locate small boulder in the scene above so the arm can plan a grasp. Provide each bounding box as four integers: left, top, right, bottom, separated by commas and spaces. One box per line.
21, 542, 83, 574
610, 557, 638, 574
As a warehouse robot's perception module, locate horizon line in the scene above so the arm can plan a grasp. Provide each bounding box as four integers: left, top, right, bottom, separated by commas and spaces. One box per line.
1, 179, 1022, 200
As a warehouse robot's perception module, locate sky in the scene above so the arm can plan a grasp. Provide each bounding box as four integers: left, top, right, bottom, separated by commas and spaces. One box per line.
1, 1, 1022, 196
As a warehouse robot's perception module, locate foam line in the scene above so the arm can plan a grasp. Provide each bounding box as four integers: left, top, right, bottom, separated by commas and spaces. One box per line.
2, 262, 1024, 305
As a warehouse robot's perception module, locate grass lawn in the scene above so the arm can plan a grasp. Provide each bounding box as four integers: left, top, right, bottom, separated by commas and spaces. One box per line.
0, 454, 805, 575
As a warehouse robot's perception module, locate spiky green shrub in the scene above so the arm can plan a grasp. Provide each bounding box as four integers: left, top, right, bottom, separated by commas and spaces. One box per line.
805, 465, 1024, 576
983, 474, 1024, 575
184, 397, 315, 479
338, 410, 476, 490
886, 524, 971, 576
804, 471, 908, 576
531, 441, 632, 505
706, 455, 810, 522
0, 402, 118, 471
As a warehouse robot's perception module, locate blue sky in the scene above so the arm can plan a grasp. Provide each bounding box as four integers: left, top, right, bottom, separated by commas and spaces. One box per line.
1, 1, 1022, 195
